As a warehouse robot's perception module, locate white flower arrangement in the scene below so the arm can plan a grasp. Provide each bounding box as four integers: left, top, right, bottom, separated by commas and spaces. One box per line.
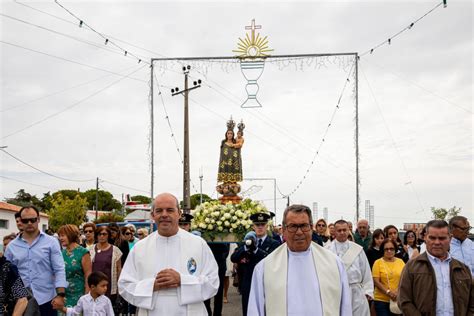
191, 198, 270, 241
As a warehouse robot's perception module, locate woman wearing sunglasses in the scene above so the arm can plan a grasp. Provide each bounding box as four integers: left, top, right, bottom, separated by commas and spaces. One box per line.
372, 238, 405, 316
81, 223, 96, 251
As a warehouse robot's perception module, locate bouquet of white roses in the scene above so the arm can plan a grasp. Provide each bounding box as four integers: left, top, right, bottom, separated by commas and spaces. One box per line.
191, 198, 270, 241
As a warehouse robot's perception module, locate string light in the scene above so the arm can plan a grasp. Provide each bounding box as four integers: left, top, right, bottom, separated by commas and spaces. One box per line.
54, 0, 149, 65
360, 2, 445, 57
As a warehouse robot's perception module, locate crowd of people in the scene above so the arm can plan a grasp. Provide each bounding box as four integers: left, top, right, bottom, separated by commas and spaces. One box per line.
0, 194, 473, 316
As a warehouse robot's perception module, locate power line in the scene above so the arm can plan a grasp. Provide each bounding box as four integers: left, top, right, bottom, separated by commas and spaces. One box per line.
360, 2, 446, 57
0, 40, 147, 83
1, 65, 146, 140
54, 0, 148, 65
13, 0, 168, 59
1, 65, 138, 113
362, 60, 472, 115
359, 64, 426, 214
0, 148, 95, 182
0, 13, 136, 58
101, 179, 149, 194
0, 174, 54, 190
284, 63, 355, 197
152, 71, 199, 194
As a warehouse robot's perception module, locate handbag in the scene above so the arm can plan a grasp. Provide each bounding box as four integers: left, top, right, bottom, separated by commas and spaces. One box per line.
382, 260, 402, 315
389, 299, 402, 315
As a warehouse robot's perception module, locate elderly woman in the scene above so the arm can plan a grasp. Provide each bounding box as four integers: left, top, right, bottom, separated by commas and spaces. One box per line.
90, 226, 122, 300
0, 247, 28, 316
58, 224, 92, 308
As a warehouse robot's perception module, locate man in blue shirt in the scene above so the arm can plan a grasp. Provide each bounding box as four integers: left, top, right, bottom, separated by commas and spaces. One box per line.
5, 206, 68, 316
449, 216, 473, 276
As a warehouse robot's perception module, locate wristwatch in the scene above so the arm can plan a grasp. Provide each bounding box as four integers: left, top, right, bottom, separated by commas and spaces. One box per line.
56, 292, 66, 298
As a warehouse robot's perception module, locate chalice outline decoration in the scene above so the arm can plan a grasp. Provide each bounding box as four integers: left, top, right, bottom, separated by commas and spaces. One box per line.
233, 19, 273, 108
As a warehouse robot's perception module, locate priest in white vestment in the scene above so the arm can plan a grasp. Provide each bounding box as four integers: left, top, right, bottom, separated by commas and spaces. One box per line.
118, 193, 219, 316
328, 219, 373, 316
247, 204, 352, 316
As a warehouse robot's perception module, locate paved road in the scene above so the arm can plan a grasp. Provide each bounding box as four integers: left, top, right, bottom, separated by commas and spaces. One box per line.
219, 284, 244, 316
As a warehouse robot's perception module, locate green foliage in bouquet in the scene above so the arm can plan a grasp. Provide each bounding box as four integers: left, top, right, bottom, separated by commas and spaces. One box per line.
191, 198, 270, 241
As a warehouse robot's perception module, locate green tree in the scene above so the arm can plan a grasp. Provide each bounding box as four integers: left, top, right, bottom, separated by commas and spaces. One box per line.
47, 193, 88, 231
94, 212, 124, 224
431, 206, 462, 221
130, 195, 152, 204
83, 189, 122, 212
4, 189, 45, 209
180, 194, 214, 210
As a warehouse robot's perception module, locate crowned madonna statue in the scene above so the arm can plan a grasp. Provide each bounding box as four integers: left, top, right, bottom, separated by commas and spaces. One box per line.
216, 117, 245, 204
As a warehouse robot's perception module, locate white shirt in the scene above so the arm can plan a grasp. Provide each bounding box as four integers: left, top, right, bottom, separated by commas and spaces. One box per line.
66, 293, 114, 316
427, 252, 454, 316
248, 247, 352, 315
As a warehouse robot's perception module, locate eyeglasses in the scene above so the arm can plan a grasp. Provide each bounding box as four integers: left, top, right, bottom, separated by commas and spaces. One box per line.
453, 224, 471, 232
125, 232, 132, 235
407, 234, 415, 238
20, 217, 38, 224
84, 230, 93, 233
427, 235, 449, 241
384, 247, 395, 252
98, 232, 108, 236
317, 224, 326, 227
286, 223, 311, 233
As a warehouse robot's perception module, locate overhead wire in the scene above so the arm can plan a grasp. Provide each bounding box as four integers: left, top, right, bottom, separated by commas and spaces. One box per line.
0, 40, 147, 83
1, 65, 138, 113
54, 0, 148, 65
0, 148, 95, 182
101, 179, 149, 194
1, 65, 147, 140
359, 64, 427, 214
362, 60, 472, 115
0, 174, 54, 190
360, 2, 446, 57
152, 70, 199, 194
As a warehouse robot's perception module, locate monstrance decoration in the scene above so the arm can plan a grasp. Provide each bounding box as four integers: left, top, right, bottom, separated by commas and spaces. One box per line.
233, 19, 273, 108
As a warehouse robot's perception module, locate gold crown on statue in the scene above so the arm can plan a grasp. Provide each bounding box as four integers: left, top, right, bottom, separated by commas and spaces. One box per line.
227, 116, 236, 131
238, 120, 245, 133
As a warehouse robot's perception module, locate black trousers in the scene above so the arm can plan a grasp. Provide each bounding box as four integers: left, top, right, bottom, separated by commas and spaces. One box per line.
39, 300, 57, 316
204, 244, 229, 316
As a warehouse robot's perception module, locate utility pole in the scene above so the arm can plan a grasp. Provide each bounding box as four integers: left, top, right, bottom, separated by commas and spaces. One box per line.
355, 54, 360, 222
95, 177, 99, 220
171, 65, 202, 214
199, 167, 203, 205
150, 62, 155, 202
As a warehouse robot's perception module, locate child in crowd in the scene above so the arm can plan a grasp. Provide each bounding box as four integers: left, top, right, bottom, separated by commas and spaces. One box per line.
54, 271, 114, 316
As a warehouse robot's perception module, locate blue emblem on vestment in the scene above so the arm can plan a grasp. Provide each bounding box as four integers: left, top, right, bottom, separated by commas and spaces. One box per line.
187, 258, 197, 275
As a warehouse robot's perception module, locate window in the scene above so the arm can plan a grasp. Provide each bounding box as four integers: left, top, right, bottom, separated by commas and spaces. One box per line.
0, 219, 9, 229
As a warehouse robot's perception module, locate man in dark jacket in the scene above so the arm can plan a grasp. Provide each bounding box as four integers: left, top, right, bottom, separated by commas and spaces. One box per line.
231, 213, 280, 316
398, 219, 474, 316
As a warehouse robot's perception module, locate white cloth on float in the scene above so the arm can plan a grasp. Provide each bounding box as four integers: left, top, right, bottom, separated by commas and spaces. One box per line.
118, 228, 219, 316
247, 242, 352, 316
328, 240, 374, 316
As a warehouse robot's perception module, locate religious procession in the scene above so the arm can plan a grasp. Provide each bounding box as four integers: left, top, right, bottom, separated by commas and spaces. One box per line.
1, 1, 473, 316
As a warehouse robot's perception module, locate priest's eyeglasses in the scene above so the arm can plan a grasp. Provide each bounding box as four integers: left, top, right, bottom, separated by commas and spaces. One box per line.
286, 223, 311, 233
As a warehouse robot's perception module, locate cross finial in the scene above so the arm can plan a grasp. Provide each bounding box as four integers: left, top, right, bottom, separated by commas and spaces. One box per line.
245, 19, 262, 44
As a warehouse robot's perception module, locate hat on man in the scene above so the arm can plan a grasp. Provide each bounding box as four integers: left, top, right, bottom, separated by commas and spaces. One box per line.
179, 213, 194, 224
250, 212, 271, 224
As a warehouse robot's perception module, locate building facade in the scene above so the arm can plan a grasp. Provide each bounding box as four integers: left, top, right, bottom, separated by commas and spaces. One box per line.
0, 202, 49, 239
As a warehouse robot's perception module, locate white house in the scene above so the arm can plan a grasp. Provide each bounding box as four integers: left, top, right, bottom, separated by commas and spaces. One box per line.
0, 201, 49, 239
